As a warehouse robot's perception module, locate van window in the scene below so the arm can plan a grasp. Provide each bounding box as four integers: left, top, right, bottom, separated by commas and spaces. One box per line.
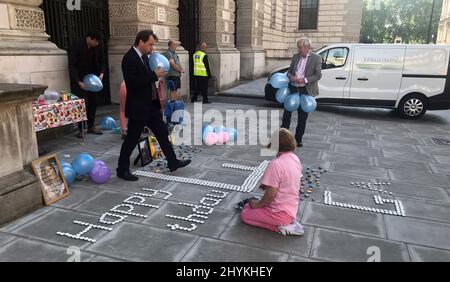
320, 48, 349, 69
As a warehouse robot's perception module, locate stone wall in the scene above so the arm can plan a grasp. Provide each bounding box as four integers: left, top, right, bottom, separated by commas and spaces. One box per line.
438, 0, 450, 44
262, 0, 363, 74
0, 0, 69, 93
108, 0, 190, 103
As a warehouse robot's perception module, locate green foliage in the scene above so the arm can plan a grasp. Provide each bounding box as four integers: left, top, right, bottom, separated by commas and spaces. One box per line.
360, 0, 443, 43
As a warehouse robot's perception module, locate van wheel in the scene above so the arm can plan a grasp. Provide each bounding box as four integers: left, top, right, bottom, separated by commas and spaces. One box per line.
398, 94, 427, 119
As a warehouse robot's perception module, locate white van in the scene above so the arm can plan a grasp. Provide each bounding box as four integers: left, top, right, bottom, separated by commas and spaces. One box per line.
265, 44, 450, 119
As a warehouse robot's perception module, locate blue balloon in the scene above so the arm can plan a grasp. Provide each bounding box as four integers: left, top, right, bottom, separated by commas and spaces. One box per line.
270, 73, 290, 89
101, 116, 117, 130
83, 74, 103, 92
60, 161, 72, 168
276, 87, 290, 103
202, 125, 214, 140
227, 128, 238, 142
71, 153, 95, 176
214, 125, 226, 133
62, 165, 76, 185
149, 53, 170, 73
284, 94, 301, 112
300, 95, 317, 113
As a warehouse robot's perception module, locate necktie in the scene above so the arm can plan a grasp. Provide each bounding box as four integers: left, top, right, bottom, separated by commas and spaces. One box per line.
142, 54, 157, 100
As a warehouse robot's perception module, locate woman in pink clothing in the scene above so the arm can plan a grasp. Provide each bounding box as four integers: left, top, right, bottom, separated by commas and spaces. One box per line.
119, 80, 128, 138
240, 128, 304, 236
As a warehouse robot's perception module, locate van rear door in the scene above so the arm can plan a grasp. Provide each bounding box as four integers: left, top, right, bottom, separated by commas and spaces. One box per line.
349, 45, 406, 107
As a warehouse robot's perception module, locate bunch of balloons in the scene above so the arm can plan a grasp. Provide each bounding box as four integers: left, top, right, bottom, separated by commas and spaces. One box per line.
83, 74, 103, 92
61, 153, 111, 185
149, 52, 170, 73
202, 124, 238, 146
270, 72, 317, 113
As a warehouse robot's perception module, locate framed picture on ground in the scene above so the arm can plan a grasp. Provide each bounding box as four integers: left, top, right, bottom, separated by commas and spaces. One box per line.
31, 154, 70, 205
137, 136, 153, 167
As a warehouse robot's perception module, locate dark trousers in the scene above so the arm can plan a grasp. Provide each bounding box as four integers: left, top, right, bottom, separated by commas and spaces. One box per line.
193, 76, 209, 102
117, 113, 178, 173
75, 87, 98, 130
281, 86, 309, 143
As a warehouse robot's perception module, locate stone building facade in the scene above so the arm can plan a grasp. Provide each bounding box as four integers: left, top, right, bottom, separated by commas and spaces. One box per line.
0, 0, 363, 104
438, 0, 450, 44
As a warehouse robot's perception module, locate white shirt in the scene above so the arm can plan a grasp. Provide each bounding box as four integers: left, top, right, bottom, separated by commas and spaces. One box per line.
133, 46, 145, 64
292, 52, 310, 87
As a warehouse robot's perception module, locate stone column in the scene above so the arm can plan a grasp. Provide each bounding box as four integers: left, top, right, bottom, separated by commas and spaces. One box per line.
0, 0, 69, 92
0, 83, 46, 227
236, 0, 265, 79
200, 0, 240, 91
108, 0, 190, 103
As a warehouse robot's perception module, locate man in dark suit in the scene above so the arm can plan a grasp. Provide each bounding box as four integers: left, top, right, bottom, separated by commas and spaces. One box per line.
117, 30, 191, 181
68, 30, 105, 138
281, 37, 322, 147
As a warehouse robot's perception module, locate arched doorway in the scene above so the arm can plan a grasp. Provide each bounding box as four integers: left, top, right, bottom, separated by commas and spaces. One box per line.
41, 0, 111, 105
179, 0, 200, 92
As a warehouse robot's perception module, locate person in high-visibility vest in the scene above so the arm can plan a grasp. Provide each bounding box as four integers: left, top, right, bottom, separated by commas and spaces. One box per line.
192, 41, 212, 104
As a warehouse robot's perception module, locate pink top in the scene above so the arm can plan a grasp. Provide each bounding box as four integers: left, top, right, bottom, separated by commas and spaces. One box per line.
119, 81, 127, 129
260, 152, 302, 219
292, 53, 310, 87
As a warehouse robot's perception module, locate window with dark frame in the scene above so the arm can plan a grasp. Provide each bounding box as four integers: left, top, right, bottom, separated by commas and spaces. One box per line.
298, 0, 319, 30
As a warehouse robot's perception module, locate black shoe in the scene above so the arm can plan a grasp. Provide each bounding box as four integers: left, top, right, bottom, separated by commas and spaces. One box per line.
77, 131, 83, 139
202, 101, 211, 104
297, 142, 303, 148
169, 159, 192, 172
117, 169, 139, 181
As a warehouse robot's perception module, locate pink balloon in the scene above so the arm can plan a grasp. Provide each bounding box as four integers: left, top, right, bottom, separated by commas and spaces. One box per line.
217, 132, 230, 145
204, 132, 219, 146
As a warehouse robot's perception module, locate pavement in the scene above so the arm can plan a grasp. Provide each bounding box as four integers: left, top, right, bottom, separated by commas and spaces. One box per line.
1, 92, 450, 262
218, 78, 267, 98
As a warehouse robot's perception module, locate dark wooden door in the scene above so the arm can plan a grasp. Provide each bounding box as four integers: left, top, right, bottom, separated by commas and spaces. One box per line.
179, 0, 200, 93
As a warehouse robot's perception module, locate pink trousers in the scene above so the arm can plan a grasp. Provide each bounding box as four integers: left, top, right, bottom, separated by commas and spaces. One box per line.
240, 204, 294, 232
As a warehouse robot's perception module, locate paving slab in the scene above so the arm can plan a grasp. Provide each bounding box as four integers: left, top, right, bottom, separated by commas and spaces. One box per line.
388, 169, 450, 188
0, 233, 16, 248
86, 222, 198, 262
374, 158, 431, 173
302, 202, 385, 238
311, 228, 410, 262
219, 215, 314, 257
0, 239, 95, 262
395, 197, 450, 223
143, 201, 235, 237
53, 186, 101, 209
181, 237, 288, 262
377, 181, 450, 204
0, 207, 54, 232
12, 209, 110, 248
331, 163, 389, 179
408, 245, 450, 262
382, 148, 436, 163
74, 190, 163, 222
385, 216, 450, 250
321, 152, 374, 165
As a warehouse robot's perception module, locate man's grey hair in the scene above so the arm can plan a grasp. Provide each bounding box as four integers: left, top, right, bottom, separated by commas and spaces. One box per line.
297, 37, 312, 49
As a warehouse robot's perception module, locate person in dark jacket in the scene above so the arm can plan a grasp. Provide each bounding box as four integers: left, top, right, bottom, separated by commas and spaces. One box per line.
117, 30, 191, 181
68, 30, 105, 138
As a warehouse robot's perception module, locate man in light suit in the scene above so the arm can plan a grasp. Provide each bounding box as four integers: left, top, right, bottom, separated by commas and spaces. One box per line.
281, 37, 322, 147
